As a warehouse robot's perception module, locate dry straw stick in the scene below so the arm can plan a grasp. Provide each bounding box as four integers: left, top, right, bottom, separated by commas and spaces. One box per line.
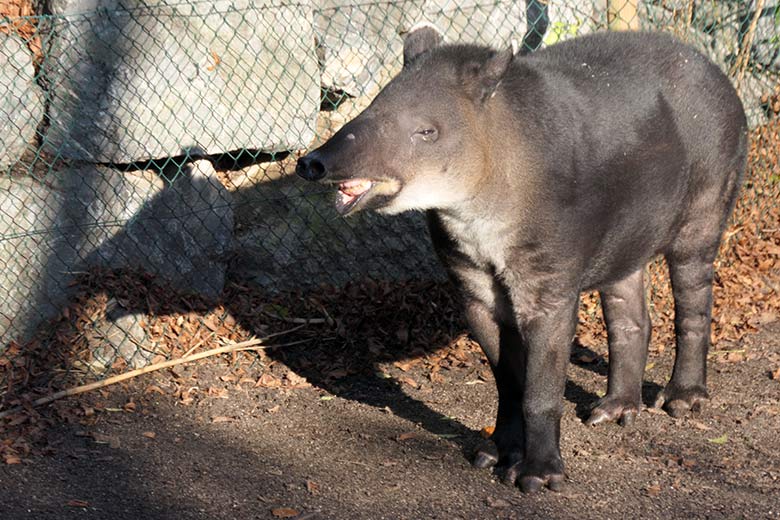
0, 330, 308, 420
730, 0, 766, 96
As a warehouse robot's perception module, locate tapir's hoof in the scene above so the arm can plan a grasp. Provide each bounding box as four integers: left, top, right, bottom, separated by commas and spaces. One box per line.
653, 384, 709, 418
473, 449, 498, 469
586, 396, 640, 427
504, 464, 566, 493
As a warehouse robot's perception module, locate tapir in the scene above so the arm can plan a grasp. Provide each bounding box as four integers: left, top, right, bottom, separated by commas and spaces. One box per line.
296, 26, 747, 492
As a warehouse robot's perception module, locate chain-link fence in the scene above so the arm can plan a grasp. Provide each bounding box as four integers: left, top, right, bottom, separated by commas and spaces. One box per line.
0, 0, 778, 402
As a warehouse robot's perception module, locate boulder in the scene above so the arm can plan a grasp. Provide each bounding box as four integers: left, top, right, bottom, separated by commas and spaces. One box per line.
43, 0, 320, 163
228, 173, 442, 292
315, 0, 528, 99
89, 299, 152, 371
92, 160, 233, 300
0, 160, 232, 345
0, 33, 44, 170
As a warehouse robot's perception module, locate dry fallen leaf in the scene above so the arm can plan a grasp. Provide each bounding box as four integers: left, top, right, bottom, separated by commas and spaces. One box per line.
486, 496, 511, 508
144, 385, 166, 396
91, 433, 121, 449
480, 426, 495, 439
142, 431, 156, 439
396, 432, 416, 442
256, 373, 282, 388
206, 387, 229, 399
327, 368, 348, 379
724, 351, 746, 363
285, 371, 308, 387
66, 499, 89, 508
399, 376, 419, 389
645, 484, 662, 497
271, 507, 300, 518
3, 454, 22, 465
306, 480, 320, 495
211, 416, 235, 424
394, 360, 414, 372
429, 371, 445, 383
575, 352, 597, 364
206, 49, 221, 72
5, 414, 27, 426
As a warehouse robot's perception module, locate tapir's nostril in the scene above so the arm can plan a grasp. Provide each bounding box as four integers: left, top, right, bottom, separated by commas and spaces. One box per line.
296, 154, 327, 181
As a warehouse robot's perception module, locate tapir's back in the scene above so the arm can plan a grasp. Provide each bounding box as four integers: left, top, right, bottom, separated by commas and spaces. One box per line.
521, 32, 746, 178
508, 31, 747, 287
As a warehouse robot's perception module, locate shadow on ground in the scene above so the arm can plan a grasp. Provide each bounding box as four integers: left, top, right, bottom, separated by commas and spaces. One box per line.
1, 323, 779, 519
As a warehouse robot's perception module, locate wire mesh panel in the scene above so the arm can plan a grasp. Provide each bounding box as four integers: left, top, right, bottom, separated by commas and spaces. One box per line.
0, 0, 778, 403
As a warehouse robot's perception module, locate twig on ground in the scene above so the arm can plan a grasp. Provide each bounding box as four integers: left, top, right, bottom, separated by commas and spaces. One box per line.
316, 303, 336, 327
0, 331, 307, 419
182, 323, 305, 358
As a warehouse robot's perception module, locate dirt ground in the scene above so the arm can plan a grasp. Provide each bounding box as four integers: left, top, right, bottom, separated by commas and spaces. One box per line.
1, 313, 778, 520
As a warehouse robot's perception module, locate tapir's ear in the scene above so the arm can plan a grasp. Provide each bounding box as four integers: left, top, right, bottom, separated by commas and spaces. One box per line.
462, 47, 515, 102
403, 22, 443, 67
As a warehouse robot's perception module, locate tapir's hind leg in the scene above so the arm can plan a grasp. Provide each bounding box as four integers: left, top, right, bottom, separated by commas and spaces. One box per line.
587, 268, 651, 427
654, 164, 742, 417
654, 253, 715, 416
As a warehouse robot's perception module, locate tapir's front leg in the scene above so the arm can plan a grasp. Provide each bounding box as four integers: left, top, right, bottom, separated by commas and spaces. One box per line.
462, 291, 526, 472
504, 293, 579, 492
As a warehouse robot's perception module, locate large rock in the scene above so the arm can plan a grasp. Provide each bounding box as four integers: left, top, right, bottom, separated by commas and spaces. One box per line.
0, 160, 232, 345
43, 0, 320, 163
315, 0, 408, 100
315, 0, 528, 99
0, 177, 63, 343
89, 299, 153, 371
0, 33, 45, 170
91, 160, 233, 299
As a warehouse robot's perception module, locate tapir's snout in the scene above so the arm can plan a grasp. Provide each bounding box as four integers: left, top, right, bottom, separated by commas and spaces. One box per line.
295, 151, 327, 182
293, 113, 407, 216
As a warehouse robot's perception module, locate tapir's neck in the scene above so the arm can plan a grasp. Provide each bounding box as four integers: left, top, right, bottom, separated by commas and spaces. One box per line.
431, 93, 542, 271
434, 203, 518, 272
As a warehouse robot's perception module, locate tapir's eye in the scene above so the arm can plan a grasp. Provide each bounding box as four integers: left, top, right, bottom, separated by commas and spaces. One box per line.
413, 127, 439, 143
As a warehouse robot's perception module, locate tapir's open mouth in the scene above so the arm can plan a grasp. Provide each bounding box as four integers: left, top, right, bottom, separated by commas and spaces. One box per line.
328, 177, 401, 216
336, 179, 373, 215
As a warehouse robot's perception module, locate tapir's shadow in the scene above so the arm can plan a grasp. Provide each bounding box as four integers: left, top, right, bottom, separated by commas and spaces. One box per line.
91, 270, 621, 461
63, 157, 657, 463
229, 273, 662, 460
256, 321, 663, 460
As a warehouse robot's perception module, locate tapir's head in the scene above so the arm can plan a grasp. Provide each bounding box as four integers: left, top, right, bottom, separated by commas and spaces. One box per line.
296, 24, 515, 216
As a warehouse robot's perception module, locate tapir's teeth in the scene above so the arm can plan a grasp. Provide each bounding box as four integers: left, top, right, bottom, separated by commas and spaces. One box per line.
335, 179, 375, 215
339, 179, 373, 197
339, 191, 355, 205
